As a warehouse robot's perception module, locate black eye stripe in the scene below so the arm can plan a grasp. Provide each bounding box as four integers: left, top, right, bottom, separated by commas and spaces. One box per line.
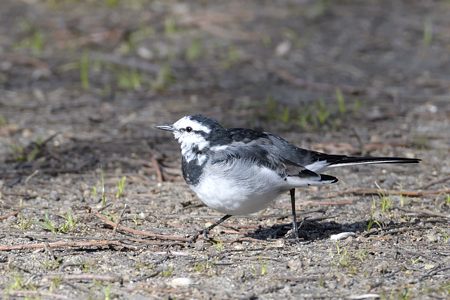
180, 127, 208, 136
194, 130, 208, 137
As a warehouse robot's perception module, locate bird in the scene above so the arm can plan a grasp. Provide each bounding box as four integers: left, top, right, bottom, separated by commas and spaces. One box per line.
156, 114, 420, 241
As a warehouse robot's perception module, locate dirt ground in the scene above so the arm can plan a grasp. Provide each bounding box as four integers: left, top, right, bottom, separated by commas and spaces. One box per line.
0, 0, 449, 299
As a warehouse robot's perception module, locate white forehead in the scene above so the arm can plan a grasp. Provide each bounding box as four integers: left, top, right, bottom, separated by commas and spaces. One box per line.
173, 116, 211, 133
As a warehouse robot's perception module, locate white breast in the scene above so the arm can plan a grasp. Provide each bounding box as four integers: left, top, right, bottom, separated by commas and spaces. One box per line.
190, 161, 287, 215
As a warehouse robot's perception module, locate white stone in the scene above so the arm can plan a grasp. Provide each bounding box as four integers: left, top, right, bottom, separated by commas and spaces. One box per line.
330, 232, 355, 241
275, 40, 291, 56
170, 277, 193, 287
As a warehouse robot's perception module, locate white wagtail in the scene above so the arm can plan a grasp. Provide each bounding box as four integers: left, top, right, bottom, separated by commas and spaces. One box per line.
157, 114, 420, 241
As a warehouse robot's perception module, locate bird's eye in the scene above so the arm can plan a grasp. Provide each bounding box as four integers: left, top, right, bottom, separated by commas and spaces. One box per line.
186, 126, 192, 132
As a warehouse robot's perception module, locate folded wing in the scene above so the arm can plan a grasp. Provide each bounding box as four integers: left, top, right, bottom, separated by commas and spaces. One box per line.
210, 128, 339, 187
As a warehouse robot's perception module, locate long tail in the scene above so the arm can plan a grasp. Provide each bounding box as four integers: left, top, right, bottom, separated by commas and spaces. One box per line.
327, 156, 420, 168
304, 154, 420, 172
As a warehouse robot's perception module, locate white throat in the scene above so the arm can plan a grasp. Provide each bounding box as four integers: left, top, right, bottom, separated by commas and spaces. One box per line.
177, 134, 210, 163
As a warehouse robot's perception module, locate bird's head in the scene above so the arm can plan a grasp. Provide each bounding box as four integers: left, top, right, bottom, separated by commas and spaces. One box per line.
156, 115, 227, 160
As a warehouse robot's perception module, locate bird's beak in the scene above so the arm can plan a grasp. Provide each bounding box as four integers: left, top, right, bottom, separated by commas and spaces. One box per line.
156, 124, 175, 132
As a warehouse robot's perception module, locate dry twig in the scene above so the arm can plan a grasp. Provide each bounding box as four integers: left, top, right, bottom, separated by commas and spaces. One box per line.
419, 266, 450, 281
6, 291, 68, 300
0, 210, 21, 221
230, 237, 266, 243
92, 210, 189, 242
46, 274, 121, 282
301, 199, 354, 206
151, 156, 164, 183
323, 188, 450, 199
397, 208, 449, 219
0, 239, 133, 252
113, 204, 128, 234
363, 225, 432, 237
24, 170, 40, 184
420, 176, 450, 190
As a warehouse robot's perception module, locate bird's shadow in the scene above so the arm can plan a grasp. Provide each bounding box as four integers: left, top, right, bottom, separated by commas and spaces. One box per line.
242, 218, 407, 241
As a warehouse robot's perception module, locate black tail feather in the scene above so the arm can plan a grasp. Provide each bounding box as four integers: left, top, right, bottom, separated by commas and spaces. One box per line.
328, 156, 421, 168
320, 174, 338, 183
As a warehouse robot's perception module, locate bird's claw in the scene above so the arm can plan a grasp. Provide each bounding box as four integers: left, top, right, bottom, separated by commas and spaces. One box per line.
189, 229, 210, 244
285, 230, 300, 240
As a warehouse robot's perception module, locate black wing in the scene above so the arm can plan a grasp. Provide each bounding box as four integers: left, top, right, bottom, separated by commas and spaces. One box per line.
210, 128, 319, 178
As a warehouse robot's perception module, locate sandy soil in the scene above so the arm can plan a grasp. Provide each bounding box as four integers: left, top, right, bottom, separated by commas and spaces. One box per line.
0, 0, 449, 299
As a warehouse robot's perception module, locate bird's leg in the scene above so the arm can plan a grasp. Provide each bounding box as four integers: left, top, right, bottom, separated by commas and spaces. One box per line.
290, 188, 299, 239
190, 214, 232, 243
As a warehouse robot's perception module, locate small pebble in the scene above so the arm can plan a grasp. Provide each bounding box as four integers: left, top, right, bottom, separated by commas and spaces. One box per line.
276, 40, 291, 56
170, 277, 193, 287
0, 254, 7, 263
137, 47, 153, 60
330, 232, 356, 241
426, 234, 438, 242
348, 294, 380, 300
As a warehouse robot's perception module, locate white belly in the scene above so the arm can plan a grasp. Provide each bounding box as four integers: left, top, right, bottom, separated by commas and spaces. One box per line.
190, 163, 286, 215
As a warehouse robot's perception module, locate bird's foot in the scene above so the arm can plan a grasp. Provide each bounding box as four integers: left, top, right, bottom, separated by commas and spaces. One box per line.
188, 215, 231, 245
189, 229, 210, 244
283, 220, 302, 241
285, 229, 300, 240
